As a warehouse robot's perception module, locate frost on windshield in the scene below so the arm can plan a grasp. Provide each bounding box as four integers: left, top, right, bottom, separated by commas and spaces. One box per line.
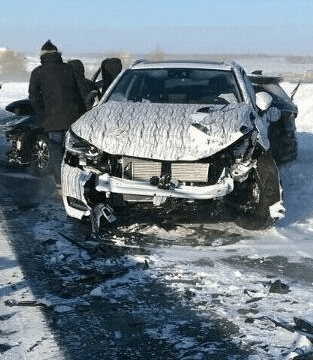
71, 102, 256, 161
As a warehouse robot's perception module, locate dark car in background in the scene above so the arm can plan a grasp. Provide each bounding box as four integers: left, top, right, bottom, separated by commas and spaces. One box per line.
249, 71, 298, 163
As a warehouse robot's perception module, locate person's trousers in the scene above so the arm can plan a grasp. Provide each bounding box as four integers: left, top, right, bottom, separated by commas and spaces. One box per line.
48, 131, 66, 185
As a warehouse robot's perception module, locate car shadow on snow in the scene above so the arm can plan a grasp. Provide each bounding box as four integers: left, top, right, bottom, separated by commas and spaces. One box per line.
113, 199, 252, 247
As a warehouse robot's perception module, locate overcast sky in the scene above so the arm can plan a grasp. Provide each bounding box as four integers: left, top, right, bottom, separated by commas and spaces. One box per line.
1, 0, 312, 55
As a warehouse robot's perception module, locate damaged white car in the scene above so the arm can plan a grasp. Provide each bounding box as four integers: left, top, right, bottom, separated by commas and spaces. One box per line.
61, 60, 285, 231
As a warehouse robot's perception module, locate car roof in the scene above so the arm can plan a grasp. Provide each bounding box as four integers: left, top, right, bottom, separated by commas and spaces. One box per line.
129, 59, 236, 71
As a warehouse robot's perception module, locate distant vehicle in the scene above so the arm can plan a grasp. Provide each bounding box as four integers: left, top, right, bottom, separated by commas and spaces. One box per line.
61, 60, 288, 231
248, 71, 299, 163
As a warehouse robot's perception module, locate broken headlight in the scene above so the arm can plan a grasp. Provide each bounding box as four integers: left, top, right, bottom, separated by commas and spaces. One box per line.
65, 130, 100, 158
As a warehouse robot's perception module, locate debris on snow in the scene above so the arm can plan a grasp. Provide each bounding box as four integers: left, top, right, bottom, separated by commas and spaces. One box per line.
90, 286, 103, 297
0, 342, 19, 353
54, 305, 74, 313
294, 317, 313, 337
269, 279, 290, 294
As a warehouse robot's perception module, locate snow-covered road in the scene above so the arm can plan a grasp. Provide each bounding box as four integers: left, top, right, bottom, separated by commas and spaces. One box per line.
0, 177, 65, 359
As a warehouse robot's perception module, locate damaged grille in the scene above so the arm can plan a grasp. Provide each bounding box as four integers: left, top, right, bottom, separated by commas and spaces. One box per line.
122, 157, 209, 183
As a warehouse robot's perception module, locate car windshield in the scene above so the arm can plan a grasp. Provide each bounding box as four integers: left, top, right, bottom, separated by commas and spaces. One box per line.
106, 68, 242, 105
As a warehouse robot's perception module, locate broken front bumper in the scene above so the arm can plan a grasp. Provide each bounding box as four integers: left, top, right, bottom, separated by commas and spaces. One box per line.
96, 173, 234, 199
62, 163, 234, 220
61, 164, 92, 219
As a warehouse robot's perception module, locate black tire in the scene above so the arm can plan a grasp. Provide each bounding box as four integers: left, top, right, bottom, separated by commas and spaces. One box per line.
29, 133, 53, 176
231, 151, 282, 229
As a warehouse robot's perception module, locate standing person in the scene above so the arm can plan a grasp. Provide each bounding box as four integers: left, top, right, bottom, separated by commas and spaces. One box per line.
28, 40, 85, 187
68, 59, 99, 110
100, 58, 122, 97
92, 57, 122, 99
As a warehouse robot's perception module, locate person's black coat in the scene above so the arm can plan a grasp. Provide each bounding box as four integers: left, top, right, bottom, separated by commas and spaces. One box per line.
28, 52, 85, 132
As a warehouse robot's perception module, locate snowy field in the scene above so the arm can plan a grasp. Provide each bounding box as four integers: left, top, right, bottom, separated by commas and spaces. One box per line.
1, 79, 313, 359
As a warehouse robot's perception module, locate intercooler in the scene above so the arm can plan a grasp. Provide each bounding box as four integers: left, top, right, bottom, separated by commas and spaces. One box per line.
122, 157, 209, 183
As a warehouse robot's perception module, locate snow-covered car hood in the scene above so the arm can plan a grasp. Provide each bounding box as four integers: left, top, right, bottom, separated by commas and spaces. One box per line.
71, 101, 256, 161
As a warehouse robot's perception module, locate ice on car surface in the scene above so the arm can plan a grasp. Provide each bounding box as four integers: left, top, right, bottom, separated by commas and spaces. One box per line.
71, 102, 255, 161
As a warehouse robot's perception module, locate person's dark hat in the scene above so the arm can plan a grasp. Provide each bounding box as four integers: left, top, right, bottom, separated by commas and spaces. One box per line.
40, 40, 58, 56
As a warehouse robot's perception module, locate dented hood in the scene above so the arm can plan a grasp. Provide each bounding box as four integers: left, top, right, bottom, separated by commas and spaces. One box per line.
71, 101, 255, 161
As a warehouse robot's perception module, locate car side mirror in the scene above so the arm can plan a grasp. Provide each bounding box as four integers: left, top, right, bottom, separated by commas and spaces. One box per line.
256, 91, 272, 111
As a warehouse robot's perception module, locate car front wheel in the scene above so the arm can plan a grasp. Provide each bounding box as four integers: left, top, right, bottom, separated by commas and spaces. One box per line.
29, 133, 52, 176
231, 151, 282, 229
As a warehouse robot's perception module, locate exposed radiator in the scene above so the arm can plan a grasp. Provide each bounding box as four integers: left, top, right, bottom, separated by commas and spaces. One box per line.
171, 163, 209, 182
123, 157, 209, 183
123, 158, 162, 180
